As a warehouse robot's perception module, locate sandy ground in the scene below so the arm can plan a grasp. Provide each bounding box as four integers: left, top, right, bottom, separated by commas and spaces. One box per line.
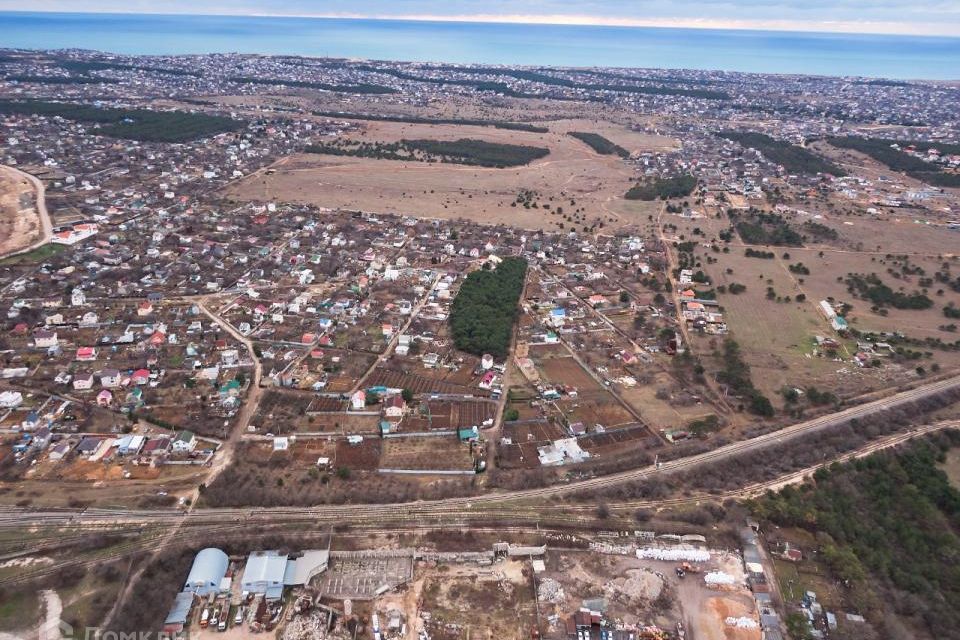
223, 120, 664, 231
0, 165, 45, 257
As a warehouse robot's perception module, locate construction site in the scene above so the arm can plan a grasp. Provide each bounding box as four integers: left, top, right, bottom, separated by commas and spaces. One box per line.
162, 531, 768, 640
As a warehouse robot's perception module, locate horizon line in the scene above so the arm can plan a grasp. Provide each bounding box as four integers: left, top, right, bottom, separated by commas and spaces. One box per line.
2, 8, 960, 38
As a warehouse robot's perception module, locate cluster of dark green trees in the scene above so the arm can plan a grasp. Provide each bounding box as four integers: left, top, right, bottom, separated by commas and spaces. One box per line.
0, 100, 244, 142
802, 220, 840, 241
730, 211, 804, 246
719, 131, 845, 176
568, 131, 629, 157
844, 273, 933, 310
5, 75, 120, 85
450, 258, 527, 358
312, 111, 548, 132
752, 431, 960, 639
827, 136, 960, 188
354, 64, 729, 99
344, 66, 541, 98
306, 138, 549, 168
229, 76, 397, 94
716, 339, 774, 416
625, 174, 697, 201
57, 59, 201, 76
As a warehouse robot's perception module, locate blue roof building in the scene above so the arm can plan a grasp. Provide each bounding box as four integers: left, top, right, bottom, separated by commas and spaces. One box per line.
183, 548, 229, 596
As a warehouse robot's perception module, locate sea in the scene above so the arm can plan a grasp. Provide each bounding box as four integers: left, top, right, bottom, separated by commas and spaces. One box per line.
2, 11, 959, 80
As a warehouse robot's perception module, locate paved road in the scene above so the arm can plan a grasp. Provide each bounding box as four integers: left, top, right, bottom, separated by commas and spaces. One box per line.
4, 373, 959, 529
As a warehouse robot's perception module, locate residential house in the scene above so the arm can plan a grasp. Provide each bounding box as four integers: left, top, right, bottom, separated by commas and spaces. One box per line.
172, 430, 196, 453
99, 369, 122, 388
383, 395, 406, 419
48, 440, 73, 461
33, 330, 58, 349
73, 373, 94, 391
96, 389, 113, 407
143, 437, 171, 456
351, 390, 367, 410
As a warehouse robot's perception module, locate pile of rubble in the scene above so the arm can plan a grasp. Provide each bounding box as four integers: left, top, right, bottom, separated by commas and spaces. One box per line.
283, 611, 328, 640
538, 577, 565, 603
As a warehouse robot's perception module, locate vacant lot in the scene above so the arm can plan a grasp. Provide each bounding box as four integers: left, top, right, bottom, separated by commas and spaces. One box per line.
0, 165, 42, 257
224, 119, 662, 230
539, 356, 602, 391
379, 437, 475, 471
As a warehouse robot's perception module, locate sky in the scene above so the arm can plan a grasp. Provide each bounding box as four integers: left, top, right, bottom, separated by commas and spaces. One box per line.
0, 0, 958, 37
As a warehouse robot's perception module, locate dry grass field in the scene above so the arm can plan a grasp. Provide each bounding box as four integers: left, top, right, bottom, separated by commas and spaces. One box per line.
705, 249, 860, 399
223, 118, 666, 230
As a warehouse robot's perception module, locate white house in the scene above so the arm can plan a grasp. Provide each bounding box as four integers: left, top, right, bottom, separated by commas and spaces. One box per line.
351, 390, 366, 410
73, 373, 94, 390
172, 430, 196, 453
99, 369, 122, 389
34, 330, 58, 349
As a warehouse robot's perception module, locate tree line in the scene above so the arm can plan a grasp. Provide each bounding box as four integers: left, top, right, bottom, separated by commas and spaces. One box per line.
305, 138, 549, 168
568, 131, 629, 157
312, 111, 548, 132
0, 99, 245, 142
844, 273, 934, 310
228, 76, 397, 94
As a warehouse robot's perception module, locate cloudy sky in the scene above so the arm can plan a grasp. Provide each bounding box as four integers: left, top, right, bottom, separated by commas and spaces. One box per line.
1, 0, 958, 36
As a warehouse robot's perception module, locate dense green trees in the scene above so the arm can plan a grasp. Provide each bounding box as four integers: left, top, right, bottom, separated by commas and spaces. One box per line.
450, 258, 527, 358
716, 339, 774, 417
568, 132, 629, 157
752, 432, 960, 638
0, 100, 244, 142
312, 111, 548, 132
827, 136, 960, 188
730, 211, 804, 246
625, 174, 697, 200
57, 59, 201, 76
5, 75, 120, 85
845, 273, 933, 310
720, 131, 845, 176
306, 138, 550, 168
402, 139, 549, 167
228, 76, 397, 94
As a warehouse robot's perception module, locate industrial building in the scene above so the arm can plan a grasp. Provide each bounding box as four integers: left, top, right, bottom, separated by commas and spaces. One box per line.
182, 547, 229, 596
241, 551, 288, 600
240, 549, 330, 600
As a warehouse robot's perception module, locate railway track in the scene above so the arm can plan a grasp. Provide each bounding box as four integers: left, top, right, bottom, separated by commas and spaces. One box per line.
2, 375, 959, 531
0, 419, 953, 586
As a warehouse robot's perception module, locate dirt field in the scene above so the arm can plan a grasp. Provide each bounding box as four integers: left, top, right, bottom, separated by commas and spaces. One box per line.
417, 560, 537, 640
538, 356, 602, 391
0, 166, 42, 256
222, 120, 662, 231
379, 437, 475, 471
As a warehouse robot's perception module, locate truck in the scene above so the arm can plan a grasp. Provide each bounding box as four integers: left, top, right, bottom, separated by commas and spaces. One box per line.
200, 608, 210, 628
